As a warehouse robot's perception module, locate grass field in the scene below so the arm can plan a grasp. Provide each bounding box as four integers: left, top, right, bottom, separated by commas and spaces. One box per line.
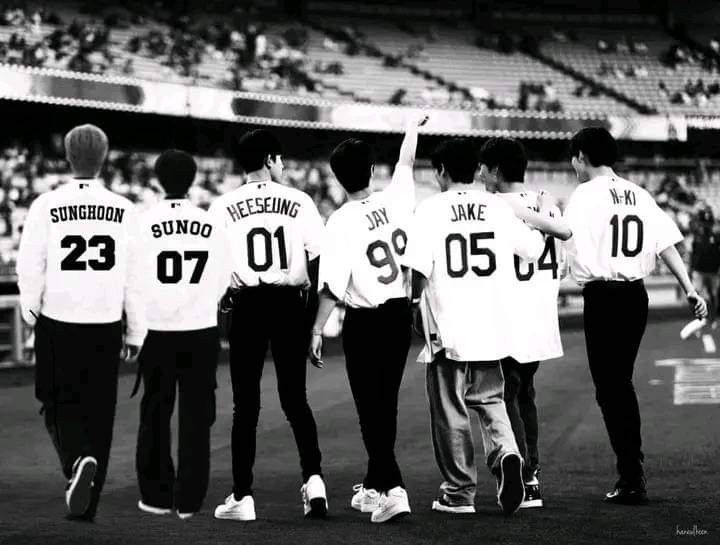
0, 319, 718, 545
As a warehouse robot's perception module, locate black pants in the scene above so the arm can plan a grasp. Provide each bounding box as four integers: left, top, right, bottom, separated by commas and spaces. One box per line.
342, 298, 411, 492
34, 314, 122, 519
135, 327, 219, 513
583, 280, 648, 488
501, 358, 539, 481
229, 287, 322, 498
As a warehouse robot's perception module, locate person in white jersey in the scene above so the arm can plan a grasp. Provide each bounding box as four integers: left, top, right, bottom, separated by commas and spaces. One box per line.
133, 150, 232, 520
210, 129, 327, 521
17, 124, 146, 521
405, 138, 545, 516
479, 137, 569, 509
564, 127, 706, 505
309, 116, 427, 523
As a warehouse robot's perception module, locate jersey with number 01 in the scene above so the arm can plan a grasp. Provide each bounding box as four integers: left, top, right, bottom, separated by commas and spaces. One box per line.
565, 174, 683, 284
319, 165, 414, 308
208, 181, 324, 288
500, 191, 564, 363
405, 189, 544, 362
140, 200, 232, 331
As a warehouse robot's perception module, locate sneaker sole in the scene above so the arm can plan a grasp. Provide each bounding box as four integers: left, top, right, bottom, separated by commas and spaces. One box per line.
371, 508, 410, 523
67, 458, 97, 517
431, 501, 476, 514
498, 454, 524, 515
214, 510, 256, 521
137, 501, 172, 515
519, 499, 544, 508
351, 501, 379, 513
305, 497, 328, 518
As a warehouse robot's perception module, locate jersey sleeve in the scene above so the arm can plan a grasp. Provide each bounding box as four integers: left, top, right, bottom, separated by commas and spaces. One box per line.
383, 164, 415, 216
16, 196, 47, 325
301, 194, 325, 260
404, 203, 434, 278
318, 213, 352, 300
651, 200, 683, 255
214, 223, 233, 301
123, 206, 147, 346
506, 207, 544, 261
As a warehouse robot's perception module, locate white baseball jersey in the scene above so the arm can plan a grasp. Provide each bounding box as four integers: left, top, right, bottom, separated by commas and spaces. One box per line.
565, 174, 683, 284
140, 199, 233, 331
17, 179, 146, 345
208, 181, 324, 288
319, 164, 414, 308
406, 188, 544, 362
500, 191, 564, 363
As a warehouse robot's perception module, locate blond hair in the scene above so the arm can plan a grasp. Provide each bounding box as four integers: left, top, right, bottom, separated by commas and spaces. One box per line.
64, 124, 109, 177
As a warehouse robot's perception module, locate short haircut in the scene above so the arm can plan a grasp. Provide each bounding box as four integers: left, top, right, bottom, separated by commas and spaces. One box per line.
431, 139, 478, 184
236, 129, 282, 173
329, 138, 374, 193
570, 127, 618, 167
479, 137, 527, 182
64, 124, 108, 176
154, 149, 197, 196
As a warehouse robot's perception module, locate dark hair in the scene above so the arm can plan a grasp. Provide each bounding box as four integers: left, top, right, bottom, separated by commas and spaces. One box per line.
479, 137, 527, 182
236, 129, 282, 173
431, 139, 478, 184
570, 127, 618, 167
329, 138, 374, 193
154, 149, 197, 196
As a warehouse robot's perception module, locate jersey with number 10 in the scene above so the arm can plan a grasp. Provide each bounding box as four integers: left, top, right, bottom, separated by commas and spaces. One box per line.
208, 181, 324, 288
140, 199, 232, 331
319, 165, 414, 308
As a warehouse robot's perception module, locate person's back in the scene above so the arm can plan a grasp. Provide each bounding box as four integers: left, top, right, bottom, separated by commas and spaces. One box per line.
409, 188, 543, 361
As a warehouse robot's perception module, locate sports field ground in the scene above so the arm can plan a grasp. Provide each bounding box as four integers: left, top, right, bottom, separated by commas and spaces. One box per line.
0, 319, 718, 545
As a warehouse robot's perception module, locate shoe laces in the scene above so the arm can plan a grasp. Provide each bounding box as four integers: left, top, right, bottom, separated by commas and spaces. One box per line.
352, 484, 363, 493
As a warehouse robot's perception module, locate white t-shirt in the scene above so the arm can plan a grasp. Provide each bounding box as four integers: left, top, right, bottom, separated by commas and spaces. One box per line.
500, 191, 564, 363
406, 187, 544, 363
319, 164, 414, 308
208, 181, 324, 288
140, 199, 232, 331
16, 179, 146, 345
565, 174, 683, 284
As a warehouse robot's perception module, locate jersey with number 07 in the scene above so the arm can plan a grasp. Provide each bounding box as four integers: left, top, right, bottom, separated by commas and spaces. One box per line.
208, 181, 324, 288
500, 191, 564, 363
319, 164, 414, 308
140, 199, 232, 331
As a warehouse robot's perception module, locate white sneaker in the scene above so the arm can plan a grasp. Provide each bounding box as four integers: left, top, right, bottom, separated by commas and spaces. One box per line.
431, 497, 476, 514
350, 484, 380, 513
214, 494, 256, 521
301, 474, 328, 518
177, 512, 195, 520
702, 333, 717, 353
137, 500, 172, 515
680, 318, 706, 340
370, 487, 411, 523
65, 456, 97, 517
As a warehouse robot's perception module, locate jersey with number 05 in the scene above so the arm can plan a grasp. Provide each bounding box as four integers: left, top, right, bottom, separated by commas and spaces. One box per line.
564, 174, 683, 284
140, 199, 232, 331
16, 179, 146, 345
406, 189, 544, 362
208, 181, 324, 288
319, 165, 414, 308
500, 191, 565, 363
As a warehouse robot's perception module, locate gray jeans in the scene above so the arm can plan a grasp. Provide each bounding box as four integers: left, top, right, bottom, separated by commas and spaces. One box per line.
426, 353, 520, 506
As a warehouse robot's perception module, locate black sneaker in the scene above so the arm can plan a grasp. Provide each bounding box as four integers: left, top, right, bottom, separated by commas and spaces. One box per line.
431, 496, 476, 514
603, 481, 648, 505
520, 478, 544, 508
65, 456, 97, 517
496, 453, 525, 515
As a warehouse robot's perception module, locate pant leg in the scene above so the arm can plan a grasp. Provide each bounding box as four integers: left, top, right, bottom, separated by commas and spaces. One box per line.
269, 289, 322, 482
136, 331, 177, 509
465, 362, 519, 475
229, 291, 269, 499
583, 282, 648, 487
175, 327, 219, 513
500, 358, 527, 473
425, 354, 477, 506
517, 362, 540, 480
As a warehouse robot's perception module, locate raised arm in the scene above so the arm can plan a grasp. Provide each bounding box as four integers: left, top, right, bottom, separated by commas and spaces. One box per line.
397, 114, 429, 168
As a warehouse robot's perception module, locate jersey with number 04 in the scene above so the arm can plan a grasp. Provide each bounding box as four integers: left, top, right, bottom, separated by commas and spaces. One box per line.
319, 165, 414, 308
140, 200, 232, 331
500, 191, 564, 363
406, 189, 544, 362
208, 181, 324, 288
